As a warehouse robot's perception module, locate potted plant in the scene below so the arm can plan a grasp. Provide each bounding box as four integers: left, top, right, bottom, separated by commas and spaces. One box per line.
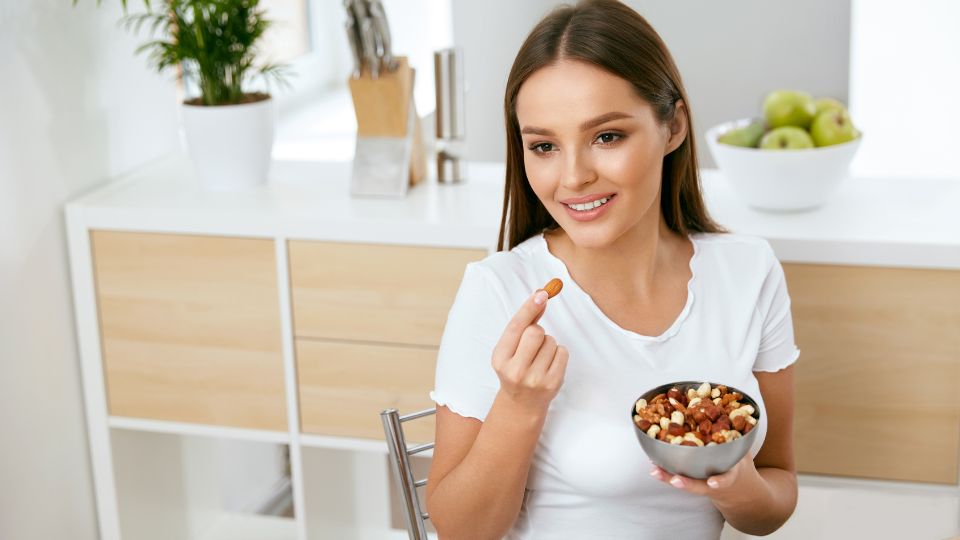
76, 0, 290, 190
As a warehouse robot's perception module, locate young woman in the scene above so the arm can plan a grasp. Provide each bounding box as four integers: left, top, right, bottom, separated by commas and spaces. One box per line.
426, 1, 799, 538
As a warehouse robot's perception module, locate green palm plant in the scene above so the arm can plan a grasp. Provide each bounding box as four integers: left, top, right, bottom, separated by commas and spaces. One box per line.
76, 0, 290, 106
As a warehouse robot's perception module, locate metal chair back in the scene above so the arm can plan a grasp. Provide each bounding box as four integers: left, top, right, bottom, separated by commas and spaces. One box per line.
381, 407, 436, 540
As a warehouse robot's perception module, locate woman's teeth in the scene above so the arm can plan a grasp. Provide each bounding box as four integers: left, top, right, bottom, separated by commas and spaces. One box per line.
566, 197, 610, 211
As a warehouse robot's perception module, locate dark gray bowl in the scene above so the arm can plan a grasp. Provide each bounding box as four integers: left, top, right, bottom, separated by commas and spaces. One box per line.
631, 381, 761, 479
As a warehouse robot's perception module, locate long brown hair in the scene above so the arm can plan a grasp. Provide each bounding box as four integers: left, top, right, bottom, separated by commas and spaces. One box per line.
498, 0, 725, 251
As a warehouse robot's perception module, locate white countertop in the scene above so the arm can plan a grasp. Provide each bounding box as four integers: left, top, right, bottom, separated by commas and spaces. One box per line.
67, 153, 960, 269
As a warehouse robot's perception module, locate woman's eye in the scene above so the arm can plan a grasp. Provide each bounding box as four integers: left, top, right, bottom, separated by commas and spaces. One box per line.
596, 132, 622, 145
529, 142, 555, 154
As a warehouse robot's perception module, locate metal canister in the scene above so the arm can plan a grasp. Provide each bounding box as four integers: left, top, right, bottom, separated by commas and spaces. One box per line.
434, 47, 466, 183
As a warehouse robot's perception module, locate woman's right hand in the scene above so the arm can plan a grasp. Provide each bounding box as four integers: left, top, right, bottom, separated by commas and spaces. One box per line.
491, 289, 569, 413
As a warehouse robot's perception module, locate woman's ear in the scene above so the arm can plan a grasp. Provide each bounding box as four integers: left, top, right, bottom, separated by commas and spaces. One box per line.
664, 99, 688, 155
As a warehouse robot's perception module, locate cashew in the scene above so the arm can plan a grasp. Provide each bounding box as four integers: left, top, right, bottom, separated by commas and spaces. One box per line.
746, 416, 757, 426
722, 430, 742, 442
687, 397, 702, 408
647, 425, 661, 438
670, 411, 685, 425
686, 388, 697, 401
659, 417, 671, 430
635, 399, 647, 413
696, 382, 712, 398
711, 388, 721, 399
682, 432, 704, 447
670, 436, 683, 445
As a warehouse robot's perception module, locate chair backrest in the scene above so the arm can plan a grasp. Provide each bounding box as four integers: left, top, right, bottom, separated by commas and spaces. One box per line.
381, 407, 436, 540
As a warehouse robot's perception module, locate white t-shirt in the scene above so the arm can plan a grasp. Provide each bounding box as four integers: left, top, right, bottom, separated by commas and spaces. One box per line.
430, 232, 800, 540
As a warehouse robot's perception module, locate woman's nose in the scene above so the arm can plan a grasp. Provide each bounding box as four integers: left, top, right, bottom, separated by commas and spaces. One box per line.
560, 150, 598, 190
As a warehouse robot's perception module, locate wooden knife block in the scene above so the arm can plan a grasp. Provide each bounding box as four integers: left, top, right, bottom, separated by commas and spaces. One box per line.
348, 56, 426, 187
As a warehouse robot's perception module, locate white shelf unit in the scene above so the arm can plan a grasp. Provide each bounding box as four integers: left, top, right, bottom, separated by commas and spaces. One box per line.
106, 420, 422, 540
110, 427, 295, 540
201, 514, 299, 540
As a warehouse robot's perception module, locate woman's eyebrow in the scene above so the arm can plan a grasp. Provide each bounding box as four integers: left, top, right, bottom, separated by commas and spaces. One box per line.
520, 111, 633, 136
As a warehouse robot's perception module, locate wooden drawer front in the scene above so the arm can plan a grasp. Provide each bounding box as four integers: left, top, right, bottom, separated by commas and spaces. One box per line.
288, 241, 485, 347
784, 263, 960, 484
297, 339, 436, 443
92, 231, 287, 431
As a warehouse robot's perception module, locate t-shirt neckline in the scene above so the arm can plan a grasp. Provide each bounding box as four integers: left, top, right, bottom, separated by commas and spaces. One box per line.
536, 232, 700, 342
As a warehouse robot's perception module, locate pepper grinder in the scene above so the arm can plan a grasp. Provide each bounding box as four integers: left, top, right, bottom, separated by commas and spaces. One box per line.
434, 47, 466, 183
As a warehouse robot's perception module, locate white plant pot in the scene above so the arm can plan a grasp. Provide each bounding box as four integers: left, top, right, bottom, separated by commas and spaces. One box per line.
180, 96, 275, 191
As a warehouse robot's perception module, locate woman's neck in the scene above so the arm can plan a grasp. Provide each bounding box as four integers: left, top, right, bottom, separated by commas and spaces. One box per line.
545, 216, 687, 302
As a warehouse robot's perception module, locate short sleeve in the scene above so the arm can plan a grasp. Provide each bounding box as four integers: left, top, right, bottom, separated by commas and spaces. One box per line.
753, 248, 801, 372
429, 263, 508, 421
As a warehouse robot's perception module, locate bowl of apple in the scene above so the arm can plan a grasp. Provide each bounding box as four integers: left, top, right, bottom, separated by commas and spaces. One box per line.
706, 90, 862, 212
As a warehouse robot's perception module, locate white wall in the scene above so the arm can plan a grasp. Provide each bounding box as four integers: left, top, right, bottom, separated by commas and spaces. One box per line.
303, 0, 454, 119
0, 1, 180, 538
451, 1, 851, 167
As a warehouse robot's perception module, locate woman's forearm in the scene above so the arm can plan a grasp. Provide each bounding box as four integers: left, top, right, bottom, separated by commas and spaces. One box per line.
713, 466, 798, 536
428, 393, 547, 540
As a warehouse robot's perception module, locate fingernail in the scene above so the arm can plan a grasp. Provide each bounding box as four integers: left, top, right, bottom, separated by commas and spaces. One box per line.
707, 479, 719, 488
670, 476, 683, 488
649, 469, 660, 478
533, 290, 548, 305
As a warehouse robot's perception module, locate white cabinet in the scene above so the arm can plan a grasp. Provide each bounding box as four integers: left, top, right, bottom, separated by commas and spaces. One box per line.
66, 156, 497, 539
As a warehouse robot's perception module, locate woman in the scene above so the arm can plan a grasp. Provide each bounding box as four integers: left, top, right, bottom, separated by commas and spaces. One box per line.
426, 1, 799, 538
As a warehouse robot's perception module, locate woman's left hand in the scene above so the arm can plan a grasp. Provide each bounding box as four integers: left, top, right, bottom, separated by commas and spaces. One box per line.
649, 454, 761, 504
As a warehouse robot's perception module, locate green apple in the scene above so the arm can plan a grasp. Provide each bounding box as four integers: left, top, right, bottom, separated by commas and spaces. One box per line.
809, 109, 858, 147
763, 90, 817, 129
718, 120, 766, 148
814, 97, 846, 116
759, 126, 815, 150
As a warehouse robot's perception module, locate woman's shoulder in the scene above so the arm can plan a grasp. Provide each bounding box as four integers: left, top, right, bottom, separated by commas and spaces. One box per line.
691, 231, 779, 271
462, 234, 547, 297
469, 234, 545, 278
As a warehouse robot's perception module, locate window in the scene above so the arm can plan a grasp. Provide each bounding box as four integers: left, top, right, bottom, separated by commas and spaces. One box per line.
848, 0, 960, 179
258, 0, 311, 63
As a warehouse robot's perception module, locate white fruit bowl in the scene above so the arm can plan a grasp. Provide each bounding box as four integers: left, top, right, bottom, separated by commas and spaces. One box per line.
705, 119, 862, 212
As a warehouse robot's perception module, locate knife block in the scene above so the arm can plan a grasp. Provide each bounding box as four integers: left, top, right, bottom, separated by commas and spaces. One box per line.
347, 56, 427, 197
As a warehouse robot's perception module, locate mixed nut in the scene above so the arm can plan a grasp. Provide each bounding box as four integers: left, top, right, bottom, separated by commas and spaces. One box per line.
633, 382, 757, 447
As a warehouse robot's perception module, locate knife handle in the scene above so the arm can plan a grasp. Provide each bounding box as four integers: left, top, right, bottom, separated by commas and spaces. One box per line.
369, 1, 398, 72
344, 22, 363, 78
359, 18, 379, 79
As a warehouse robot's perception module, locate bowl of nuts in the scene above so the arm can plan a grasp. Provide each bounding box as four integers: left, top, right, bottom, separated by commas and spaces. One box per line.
631, 381, 760, 479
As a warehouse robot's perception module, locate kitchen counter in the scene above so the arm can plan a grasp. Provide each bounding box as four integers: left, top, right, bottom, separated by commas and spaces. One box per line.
70, 152, 960, 269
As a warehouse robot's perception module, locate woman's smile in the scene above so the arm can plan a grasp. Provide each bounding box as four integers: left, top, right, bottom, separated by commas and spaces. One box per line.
561, 193, 618, 222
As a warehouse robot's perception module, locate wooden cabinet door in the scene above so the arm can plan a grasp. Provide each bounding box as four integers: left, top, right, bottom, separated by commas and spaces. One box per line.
296, 339, 436, 443
92, 231, 287, 431
288, 241, 486, 346
785, 263, 960, 484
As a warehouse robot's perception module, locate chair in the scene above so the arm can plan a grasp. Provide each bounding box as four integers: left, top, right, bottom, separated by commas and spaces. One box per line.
381, 407, 436, 540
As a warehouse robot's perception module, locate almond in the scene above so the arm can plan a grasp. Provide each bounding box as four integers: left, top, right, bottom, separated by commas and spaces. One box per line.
542, 278, 563, 298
